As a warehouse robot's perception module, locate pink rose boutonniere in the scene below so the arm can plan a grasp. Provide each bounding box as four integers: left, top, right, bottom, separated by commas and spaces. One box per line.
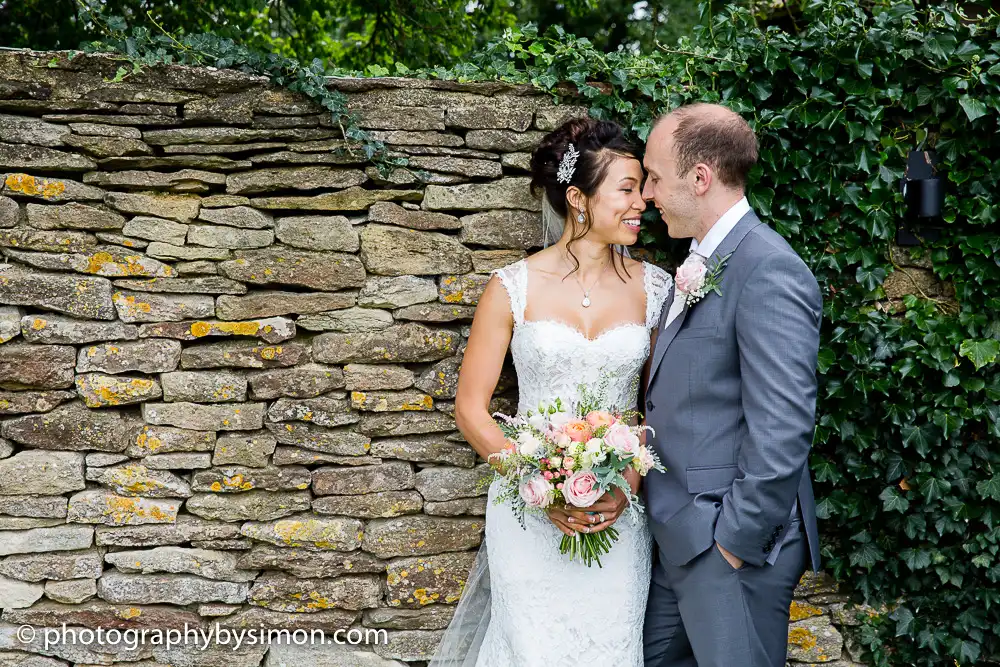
675, 252, 734, 307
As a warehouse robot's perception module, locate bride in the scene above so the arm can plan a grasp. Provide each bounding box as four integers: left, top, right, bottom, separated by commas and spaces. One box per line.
429, 117, 673, 666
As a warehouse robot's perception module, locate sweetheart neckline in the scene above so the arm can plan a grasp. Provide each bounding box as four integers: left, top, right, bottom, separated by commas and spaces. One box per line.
517, 318, 648, 343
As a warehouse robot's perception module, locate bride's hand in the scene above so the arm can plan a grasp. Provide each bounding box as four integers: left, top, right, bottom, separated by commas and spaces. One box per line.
546, 505, 581, 537
563, 487, 630, 534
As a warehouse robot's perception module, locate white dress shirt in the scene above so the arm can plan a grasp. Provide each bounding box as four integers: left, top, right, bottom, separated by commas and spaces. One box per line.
662, 197, 751, 329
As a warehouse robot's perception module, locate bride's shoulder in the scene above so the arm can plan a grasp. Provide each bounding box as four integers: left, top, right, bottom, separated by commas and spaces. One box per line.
488, 257, 527, 280
639, 259, 673, 287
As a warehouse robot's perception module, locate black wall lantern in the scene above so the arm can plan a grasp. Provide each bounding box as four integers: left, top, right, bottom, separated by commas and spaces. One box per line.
897, 149, 944, 246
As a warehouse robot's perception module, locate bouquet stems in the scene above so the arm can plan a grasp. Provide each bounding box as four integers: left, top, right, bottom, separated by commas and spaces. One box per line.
559, 527, 620, 568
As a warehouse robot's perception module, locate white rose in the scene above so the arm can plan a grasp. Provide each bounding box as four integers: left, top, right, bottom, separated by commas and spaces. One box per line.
549, 411, 573, 429
527, 413, 548, 432
517, 432, 543, 456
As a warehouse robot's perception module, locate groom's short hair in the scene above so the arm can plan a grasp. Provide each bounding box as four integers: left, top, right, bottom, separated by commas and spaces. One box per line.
660, 103, 758, 189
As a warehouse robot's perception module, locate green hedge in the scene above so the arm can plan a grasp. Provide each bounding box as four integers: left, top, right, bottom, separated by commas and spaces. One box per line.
80, 2, 1000, 664
459, 4, 999, 665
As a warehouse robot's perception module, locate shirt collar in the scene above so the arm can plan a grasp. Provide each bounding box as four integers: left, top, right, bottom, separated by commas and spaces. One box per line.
690, 196, 751, 259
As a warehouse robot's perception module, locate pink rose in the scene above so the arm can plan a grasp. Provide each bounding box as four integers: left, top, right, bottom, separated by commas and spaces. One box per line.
675, 255, 708, 295
553, 432, 572, 448
603, 423, 639, 455
519, 475, 554, 508
562, 470, 602, 508
564, 419, 594, 443
585, 410, 616, 429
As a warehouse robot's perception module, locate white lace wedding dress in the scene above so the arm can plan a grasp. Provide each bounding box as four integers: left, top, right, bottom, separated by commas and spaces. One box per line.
432, 258, 673, 667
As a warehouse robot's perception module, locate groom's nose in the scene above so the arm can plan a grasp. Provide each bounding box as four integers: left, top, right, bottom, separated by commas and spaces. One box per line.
641, 180, 653, 201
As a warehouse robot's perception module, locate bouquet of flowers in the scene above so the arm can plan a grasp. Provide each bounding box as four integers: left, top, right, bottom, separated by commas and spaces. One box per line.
488, 380, 665, 567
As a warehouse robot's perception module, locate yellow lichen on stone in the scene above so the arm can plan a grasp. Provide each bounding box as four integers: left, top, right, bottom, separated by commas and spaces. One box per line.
403, 396, 434, 411
789, 600, 825, 622
116, 607, 142, 620
31, 318, 46, 330
443, 291, 464, 303
5, 173, 65, 198
787, 626, 818, 651
259, 346, 278, 360
216, 321, 262, 336
116, 294, 152, 315
190, 321, 212, 337
221, 473, 254, 491
134, 429, 162, 453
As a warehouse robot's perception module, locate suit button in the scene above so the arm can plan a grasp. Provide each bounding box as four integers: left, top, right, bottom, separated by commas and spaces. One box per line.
645, 400, 654, 412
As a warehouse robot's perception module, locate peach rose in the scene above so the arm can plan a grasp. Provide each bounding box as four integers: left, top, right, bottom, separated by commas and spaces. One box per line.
563, 419, 594, 443
585, 410, 616, 429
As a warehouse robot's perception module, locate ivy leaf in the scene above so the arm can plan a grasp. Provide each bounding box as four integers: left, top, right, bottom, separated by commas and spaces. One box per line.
850, 542, 882, 569
750, 79, 773, 101
856, 266, 887, 291
921, 477, 951, 503
959, 95, 989, 122
976, 475, 1000, 501
893, 606, 916, 636
902, 548, 932, 571
959, 339, 999, 370
902, 424, 935, 456
880, 486, 910, 513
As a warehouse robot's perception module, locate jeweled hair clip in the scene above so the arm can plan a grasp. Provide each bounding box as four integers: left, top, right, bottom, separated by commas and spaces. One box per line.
556, 143, 579, 184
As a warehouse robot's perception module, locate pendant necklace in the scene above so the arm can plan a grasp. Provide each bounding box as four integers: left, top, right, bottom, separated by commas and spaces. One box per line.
576, 257, 609, 308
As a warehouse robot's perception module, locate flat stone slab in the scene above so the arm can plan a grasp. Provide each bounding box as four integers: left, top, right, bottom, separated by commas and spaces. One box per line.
97, 570, 248, 605
67, 490, 180, 526
1, 401, 131, 451
0, 450, 85, 495
239, 512, 364, 551
0, 265, 115, 320
248, 572, 381, 612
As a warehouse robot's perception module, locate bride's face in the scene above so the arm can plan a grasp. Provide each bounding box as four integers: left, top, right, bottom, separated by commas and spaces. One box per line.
575, 155, 646, 246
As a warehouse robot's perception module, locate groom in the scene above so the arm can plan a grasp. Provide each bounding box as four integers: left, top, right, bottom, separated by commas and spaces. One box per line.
640, 103, 822, 667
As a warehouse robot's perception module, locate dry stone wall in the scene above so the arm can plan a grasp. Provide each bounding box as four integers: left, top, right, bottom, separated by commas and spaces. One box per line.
0, 50, 865, 667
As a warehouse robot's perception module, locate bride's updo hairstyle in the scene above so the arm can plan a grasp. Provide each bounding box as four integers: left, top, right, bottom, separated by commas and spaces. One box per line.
529, 117, 640, 277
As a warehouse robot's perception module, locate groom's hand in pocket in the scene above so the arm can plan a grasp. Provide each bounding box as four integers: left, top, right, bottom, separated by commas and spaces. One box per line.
716, 542, 744, 570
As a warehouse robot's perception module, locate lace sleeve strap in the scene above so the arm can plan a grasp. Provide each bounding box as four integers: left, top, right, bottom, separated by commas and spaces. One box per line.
643, 261, 674, 330
490, 260, 528, 326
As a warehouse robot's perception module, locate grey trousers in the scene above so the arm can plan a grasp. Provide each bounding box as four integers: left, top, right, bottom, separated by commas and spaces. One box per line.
643, 521, 807, 667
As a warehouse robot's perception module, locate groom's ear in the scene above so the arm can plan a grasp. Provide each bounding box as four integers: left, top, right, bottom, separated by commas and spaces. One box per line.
692, 163, 713, 196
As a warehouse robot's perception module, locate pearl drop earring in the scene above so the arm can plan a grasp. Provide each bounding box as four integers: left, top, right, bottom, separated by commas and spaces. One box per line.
577, 213, 585, 223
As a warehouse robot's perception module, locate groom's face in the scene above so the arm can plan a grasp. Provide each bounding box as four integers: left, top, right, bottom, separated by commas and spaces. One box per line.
642, 117, 698, 239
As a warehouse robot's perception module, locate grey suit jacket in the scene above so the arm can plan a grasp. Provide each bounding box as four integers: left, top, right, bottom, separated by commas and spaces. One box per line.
643, 211, 822, 570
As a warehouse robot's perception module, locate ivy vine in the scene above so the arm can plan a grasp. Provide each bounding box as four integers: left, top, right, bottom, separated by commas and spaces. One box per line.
71, 0, 405, 175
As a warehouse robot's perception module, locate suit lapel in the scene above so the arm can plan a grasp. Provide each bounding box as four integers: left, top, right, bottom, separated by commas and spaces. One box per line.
647, 287, 686, 390
646, 211, 764, 390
